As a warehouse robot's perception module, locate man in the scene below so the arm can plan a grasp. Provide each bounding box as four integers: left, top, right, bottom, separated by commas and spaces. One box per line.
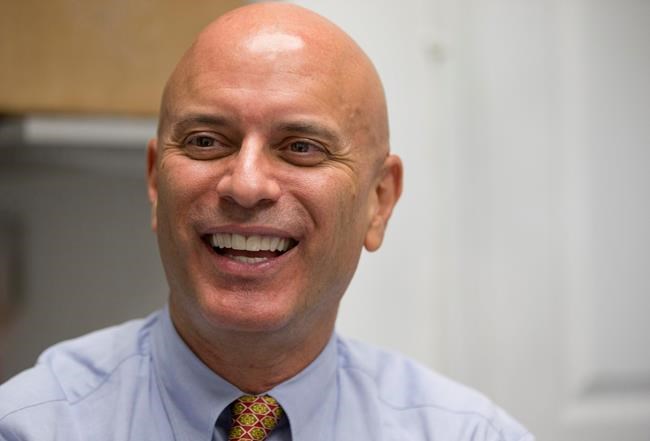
0, 3, 533, 440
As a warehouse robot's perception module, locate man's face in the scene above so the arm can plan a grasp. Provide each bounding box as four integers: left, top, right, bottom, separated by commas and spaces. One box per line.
148, 30, 389, 336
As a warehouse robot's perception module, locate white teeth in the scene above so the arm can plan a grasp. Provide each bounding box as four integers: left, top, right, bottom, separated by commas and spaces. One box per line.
210, 233, 292, 252
232, 234, 247, 250
246, 235, 261, 251
232, 256, 268, 264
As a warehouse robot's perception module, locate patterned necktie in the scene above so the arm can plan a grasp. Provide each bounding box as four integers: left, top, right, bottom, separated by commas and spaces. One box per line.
228, 394, 284, 441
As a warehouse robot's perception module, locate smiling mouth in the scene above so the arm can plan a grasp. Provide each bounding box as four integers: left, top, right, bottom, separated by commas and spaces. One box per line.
206, 233, 298, 264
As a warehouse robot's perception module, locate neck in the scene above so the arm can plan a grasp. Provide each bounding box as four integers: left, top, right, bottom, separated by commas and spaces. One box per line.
170, 305, 336, 394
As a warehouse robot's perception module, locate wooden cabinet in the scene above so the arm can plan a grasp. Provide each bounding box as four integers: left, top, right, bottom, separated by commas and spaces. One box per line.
0, 0, 243, 115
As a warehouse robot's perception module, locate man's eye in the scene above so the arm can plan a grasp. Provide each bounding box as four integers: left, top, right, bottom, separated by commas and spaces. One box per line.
289, 141, 314, 153
181, 133, 234, 160
279, 139, 328, 166
186, 135, 217, 148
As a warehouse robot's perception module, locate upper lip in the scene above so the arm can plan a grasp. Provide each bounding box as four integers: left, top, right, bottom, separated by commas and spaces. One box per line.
209, 232, 295, 252
200, 226, 301, 255
201, 225, 298, 240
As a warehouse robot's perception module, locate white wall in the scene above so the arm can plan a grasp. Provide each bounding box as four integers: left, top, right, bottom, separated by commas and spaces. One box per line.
287, 0, 445, 369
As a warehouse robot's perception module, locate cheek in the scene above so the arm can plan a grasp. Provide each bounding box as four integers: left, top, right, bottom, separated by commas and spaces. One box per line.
157, 159, 217, 219
297, 170, 369, 255
311, 188, 369, 302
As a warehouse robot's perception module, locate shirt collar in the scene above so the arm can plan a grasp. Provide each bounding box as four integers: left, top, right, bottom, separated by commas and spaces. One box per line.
267, 332, 338, 441
151, 306, 338, 441
152, 306, 241, 441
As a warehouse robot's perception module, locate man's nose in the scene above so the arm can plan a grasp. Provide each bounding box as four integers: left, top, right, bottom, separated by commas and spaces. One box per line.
216, 138, 281, 208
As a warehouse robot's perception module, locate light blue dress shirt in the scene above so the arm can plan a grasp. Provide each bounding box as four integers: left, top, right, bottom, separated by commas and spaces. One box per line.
0, 308, 533, 440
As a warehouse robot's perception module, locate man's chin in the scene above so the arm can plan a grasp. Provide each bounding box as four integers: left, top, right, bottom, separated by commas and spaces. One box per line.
195, 300, 298, 335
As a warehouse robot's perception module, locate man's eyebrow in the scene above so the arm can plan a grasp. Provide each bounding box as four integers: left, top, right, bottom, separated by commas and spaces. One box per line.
166, 116, 342, 144
276, 121, 341, 144
168, 114, 231, 135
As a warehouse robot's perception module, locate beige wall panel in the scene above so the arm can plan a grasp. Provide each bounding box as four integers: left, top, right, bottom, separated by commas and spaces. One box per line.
0, 0, 244, 115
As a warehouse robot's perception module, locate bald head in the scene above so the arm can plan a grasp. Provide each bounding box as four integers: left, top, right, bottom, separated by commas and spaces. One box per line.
158, 2, 389, 163
147, 3, 403, 371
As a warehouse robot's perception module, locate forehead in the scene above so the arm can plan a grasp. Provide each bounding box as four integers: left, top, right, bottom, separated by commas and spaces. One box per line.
162, 32, 359, 131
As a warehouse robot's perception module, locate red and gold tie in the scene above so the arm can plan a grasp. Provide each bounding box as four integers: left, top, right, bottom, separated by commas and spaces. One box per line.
228, 395, 284, 441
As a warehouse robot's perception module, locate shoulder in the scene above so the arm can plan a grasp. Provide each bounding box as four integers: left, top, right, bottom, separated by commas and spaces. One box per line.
0, 313, 159, 428
336, 336, 534, 441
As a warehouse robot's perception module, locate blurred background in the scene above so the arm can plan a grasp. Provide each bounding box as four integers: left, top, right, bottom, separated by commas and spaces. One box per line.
1, 0, 649, 439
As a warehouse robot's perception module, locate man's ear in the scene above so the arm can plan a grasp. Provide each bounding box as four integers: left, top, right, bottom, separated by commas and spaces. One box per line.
146, 138, 159, 233
364, 154, 403, 252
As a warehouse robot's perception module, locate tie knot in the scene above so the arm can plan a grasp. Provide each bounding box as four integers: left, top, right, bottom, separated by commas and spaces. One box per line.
228, 394, 284, 441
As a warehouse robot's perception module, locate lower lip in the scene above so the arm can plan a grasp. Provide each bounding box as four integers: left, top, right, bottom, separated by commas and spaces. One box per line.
203, 240, 296, 276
